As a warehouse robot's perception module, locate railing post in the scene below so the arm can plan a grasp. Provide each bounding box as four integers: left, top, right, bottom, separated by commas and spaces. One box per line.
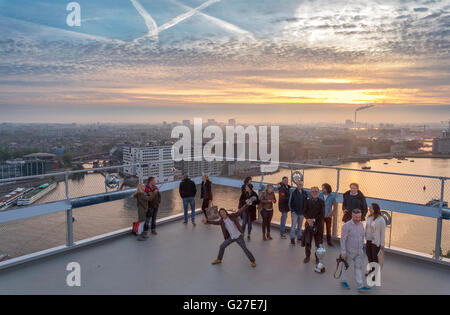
65, 172, 74, 247
434, 178, 445, 260
332, 169, 340, 238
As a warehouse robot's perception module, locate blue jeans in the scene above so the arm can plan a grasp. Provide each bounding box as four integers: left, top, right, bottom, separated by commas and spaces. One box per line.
144, 206, 159, 231
242, 211, 252, 235
290, 212, 304, 240
280, 211, 288, 235
183, 197, 196, 223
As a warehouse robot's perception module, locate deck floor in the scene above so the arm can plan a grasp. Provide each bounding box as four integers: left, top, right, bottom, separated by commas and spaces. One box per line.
0, 218, 449, 294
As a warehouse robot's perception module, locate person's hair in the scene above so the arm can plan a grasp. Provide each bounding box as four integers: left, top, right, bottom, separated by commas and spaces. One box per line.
147, 177, 155, 185
219, 208, 228, 217
371, 203, 381, 220
352, 208, 362, 214
265, 184, 274, 192
310, 186, 320, 193
282, 176, 288, 180
183, 175, 189, 180
322, 183, 332, 194
133, 183, 144, 198
244, 176, 252, 184
247, 183, 254, 191
350, 182, 359, 189
203, 173, 210, 181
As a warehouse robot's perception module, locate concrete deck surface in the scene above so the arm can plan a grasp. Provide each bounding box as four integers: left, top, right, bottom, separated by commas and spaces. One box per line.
0, 219, 449, 295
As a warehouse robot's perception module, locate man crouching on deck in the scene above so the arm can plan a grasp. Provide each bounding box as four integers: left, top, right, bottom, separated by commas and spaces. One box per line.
203, 205, 257, 267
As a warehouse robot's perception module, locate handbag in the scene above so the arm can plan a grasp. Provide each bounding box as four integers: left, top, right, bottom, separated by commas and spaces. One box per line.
205, 203, 219, 221
132, 221, 145, 235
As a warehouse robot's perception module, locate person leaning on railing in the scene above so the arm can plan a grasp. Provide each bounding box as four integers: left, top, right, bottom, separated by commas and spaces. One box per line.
342, 183, 368, 222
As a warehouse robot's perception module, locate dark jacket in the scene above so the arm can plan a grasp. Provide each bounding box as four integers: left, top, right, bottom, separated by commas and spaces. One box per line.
179, 178, 197, 198
201, 180, 213, 201
145, 185, 161, 209
342, 190, 368, 221
207, 205, 247, 240
289, 188, 308, 215
278, 183, 291, 212
304, 197, 325, 236
238, 190, 259, 222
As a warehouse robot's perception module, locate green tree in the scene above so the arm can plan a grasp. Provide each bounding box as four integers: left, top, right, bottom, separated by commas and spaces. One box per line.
62, 153, 73, 167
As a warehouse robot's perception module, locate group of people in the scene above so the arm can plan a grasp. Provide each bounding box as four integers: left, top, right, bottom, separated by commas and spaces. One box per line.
133, 174, 386, 292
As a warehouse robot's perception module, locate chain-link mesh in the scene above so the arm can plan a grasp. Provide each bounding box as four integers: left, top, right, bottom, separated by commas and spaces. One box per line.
0, 212, 66, 258
338, 169, 443, 205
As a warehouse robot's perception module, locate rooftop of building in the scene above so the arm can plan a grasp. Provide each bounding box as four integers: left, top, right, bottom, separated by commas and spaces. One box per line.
0, 218, 448, 295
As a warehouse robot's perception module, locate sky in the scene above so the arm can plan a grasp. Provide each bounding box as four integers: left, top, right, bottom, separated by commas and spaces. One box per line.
0, 0, 449, 124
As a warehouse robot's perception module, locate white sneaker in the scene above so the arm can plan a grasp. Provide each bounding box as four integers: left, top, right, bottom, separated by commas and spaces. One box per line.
0, 254, 9, 262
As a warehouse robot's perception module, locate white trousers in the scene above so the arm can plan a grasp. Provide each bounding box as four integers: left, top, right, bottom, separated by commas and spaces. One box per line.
341, 249, 364, 288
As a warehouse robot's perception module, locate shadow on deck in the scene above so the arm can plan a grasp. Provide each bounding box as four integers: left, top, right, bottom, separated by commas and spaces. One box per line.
0, 217, 449, 295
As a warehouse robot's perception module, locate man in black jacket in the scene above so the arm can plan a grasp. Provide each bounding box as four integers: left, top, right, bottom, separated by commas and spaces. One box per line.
303, 186, 325, 264
278, 176, 291, 238
179, 175, 197, 225
342, 183, 368, 222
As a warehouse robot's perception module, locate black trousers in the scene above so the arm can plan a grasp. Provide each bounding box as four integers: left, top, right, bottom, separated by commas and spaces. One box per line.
201, 198, 210, 217
261, 209, 273, 235
217, 236, 255, 262
304, 224, 322, 259
366, 240, 380, 263
324, 217, 332, 243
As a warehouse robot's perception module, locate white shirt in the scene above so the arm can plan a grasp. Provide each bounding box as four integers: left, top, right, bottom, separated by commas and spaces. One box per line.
365, 215, 386, 247
340, 220, 365, 255
224, 217, 242, 240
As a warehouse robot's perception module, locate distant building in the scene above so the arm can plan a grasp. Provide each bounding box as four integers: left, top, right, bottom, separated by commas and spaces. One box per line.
123, 146, 174, 183
0, 153, 58, 179
432, 124, 450, 154
357, 146, 368, 155
345, 120, 353, 128
182, 120, 190, 126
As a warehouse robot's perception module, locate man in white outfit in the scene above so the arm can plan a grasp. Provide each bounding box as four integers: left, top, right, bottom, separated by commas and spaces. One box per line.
340, 208, 371, 292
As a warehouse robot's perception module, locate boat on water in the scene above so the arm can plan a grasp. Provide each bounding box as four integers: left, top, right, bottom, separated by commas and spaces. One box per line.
384, 162, 389, 165
426, 199, 448, 208
362, 166, 371, 170
410, 160, 415, 162
17, 182, 57, 206
0, 187, 32, 211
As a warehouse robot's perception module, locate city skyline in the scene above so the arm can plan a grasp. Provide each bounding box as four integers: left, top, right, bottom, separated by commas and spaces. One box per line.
0, 0, 449, 123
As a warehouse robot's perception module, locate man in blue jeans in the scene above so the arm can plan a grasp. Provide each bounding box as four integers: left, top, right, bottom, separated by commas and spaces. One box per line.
179, 175, 197, 226
277, 176, 291, 238
288, 179, 308, 245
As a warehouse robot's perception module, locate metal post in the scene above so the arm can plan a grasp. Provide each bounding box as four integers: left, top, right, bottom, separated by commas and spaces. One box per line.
65, 172, 74, 247
434, 178, 445, 260
332, 169, 340, 238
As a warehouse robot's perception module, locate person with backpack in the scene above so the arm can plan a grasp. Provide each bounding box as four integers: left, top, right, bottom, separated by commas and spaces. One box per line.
145, 177, 161, 235
342, 183, 368, 222
179, 175, 197, 226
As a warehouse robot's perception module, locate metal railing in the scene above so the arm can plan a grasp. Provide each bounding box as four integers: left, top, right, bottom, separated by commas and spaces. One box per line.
0, 160, 448, 270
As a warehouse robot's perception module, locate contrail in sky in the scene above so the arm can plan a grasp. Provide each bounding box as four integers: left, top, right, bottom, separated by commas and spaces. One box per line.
168, 0, 253, 37
158, 0, 221, 32
129, 0, 159, 40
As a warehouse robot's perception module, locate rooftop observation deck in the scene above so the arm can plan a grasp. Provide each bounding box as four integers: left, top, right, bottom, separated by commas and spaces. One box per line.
0, 216, 449, 295
0, 161, 449, 294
